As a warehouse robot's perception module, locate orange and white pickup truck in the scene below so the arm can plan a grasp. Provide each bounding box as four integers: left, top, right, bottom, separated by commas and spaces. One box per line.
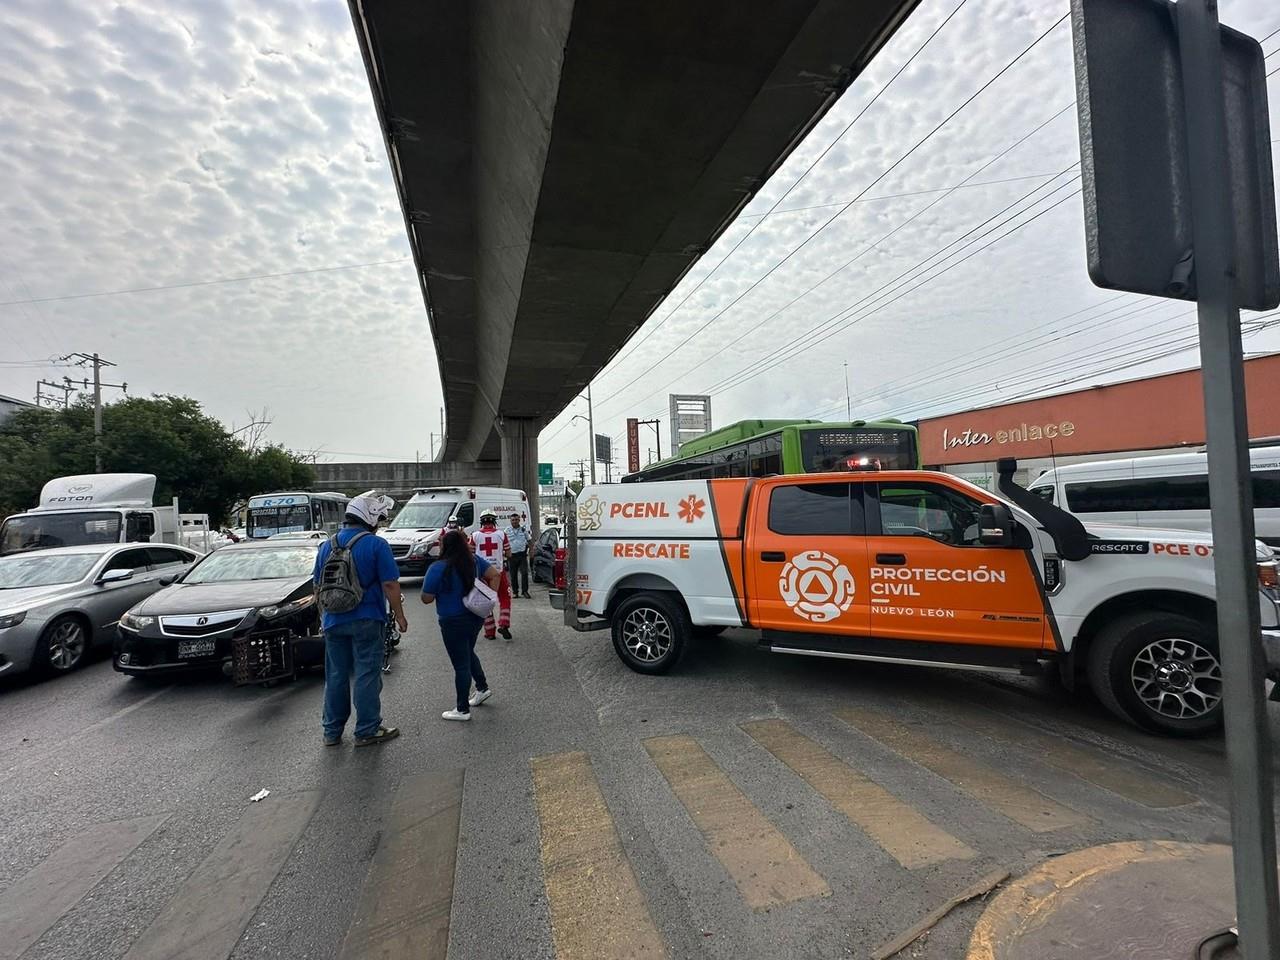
551, 464, 1280, 736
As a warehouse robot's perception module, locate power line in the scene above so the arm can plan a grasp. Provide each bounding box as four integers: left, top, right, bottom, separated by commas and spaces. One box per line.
0, 256, 412, 307
611, 106, 1079, 416
688, 174, 1084, 402
599, 12, 1073, 407
596, 0, 976, 372
543, 12, 1075, 455
541, 168, 1081, 457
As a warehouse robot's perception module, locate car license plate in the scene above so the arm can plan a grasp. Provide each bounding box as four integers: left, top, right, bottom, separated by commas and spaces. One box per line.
177, 638, 217, 659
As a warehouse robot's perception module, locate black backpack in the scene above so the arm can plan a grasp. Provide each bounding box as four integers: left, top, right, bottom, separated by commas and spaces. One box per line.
316, 531, 371, 613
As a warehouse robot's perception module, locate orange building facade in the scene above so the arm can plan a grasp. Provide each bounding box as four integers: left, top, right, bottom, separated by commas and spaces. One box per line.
918, 353, 1280, 469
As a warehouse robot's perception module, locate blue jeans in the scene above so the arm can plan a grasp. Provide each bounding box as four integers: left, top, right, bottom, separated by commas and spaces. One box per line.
323, 619, 384, 738
439, 614, 487, 713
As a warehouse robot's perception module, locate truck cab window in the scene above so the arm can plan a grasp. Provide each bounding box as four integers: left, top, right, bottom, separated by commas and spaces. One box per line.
455, 503, 474, 528
125, 512, 156, 542
767, 483, 862, 535
878, 483, 983, 546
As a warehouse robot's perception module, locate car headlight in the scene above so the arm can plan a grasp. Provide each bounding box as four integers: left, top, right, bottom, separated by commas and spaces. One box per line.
258, 595, 315, 620
0, 611, 26, 630
408, 538, 438, 558
119, 612, 155, 631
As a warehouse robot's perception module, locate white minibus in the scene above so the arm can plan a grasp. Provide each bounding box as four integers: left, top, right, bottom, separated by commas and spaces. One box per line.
1028, 446, 1280, 547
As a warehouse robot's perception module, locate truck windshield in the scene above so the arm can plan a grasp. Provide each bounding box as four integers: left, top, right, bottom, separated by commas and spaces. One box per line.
389, 502, 456, 529
801, 428, 918, 472
246, 504, 312, 539
0, 512, 122, 556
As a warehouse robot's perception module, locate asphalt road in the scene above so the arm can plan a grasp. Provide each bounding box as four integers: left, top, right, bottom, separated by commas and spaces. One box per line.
2, 582, 1277, 960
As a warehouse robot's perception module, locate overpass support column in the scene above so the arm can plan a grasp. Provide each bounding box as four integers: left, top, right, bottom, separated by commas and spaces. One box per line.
500, 418, 540, 535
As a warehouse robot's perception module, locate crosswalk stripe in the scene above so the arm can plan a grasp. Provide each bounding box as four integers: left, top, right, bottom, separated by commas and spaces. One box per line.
0, 814, 168, 960
339, 769, 464, 960
124, 791, 321, 960
643, 734, 830, 910
834, 708, 1090, 833
951, 710, 1195, 809
740, 719, 975, 869
531, 751, 666, 960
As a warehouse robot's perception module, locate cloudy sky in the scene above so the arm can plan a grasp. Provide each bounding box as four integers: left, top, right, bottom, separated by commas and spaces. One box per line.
2, 0, 1278, 480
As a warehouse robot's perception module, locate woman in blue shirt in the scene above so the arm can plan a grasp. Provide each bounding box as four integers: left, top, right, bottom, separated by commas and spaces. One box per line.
421, 528, 502, 721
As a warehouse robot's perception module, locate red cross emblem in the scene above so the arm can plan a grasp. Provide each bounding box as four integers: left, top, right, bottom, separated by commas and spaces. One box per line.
477, 536, 500, 557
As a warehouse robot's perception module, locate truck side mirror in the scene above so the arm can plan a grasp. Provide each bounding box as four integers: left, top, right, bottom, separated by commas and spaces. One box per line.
979, 503, 1015, 547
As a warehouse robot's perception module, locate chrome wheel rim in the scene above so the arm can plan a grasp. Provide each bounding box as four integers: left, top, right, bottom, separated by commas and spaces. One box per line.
48, 621, 86, 671
621, 608, 672, 663
1131, 637, 1222, 720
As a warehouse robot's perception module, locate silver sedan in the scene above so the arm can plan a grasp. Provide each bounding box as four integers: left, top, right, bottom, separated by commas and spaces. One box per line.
0, 543, 199, 679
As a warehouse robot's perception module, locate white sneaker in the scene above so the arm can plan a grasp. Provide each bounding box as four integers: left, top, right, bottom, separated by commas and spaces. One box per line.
468, 688, 492, 707
441, 709, 471, 722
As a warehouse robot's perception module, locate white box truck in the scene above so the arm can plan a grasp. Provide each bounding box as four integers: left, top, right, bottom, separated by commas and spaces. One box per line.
0, 474, 185, 556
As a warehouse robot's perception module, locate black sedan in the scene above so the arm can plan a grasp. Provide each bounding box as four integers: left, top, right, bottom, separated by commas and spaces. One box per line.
531, 526, 562, 586
114, 540, 323, 682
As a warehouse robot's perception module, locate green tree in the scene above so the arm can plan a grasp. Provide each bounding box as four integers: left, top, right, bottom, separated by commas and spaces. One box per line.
0, 396, 315, 525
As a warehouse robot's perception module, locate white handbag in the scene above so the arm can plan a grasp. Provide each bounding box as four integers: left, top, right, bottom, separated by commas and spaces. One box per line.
463, 577, 497, 618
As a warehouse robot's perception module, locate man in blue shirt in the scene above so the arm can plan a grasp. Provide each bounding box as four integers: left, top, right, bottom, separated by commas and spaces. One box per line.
313, 493, 407, 746
507, 512, 532, 599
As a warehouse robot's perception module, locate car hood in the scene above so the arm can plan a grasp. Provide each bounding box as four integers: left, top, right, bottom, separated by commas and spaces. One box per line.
0, 583, 81, 612
1081, 522, 1274, 561
133, 578, 309, 615
379, 528, 440, 545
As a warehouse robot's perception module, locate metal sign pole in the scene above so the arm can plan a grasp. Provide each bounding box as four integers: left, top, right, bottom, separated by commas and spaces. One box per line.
1177, 0, 1279, 953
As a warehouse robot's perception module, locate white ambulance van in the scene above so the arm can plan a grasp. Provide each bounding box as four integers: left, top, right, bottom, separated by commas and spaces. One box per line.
0, 474, 183, 557
552, 462, 1280, 736
379, 485, 531, 576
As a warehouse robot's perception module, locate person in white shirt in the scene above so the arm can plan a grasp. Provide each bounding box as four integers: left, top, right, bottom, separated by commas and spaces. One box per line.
470, 511, 512, 639
507, 512, 532, 599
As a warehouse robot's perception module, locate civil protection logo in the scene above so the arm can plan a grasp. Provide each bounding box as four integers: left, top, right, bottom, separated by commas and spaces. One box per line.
779, 550, 856, 623
578, 495, 604, 532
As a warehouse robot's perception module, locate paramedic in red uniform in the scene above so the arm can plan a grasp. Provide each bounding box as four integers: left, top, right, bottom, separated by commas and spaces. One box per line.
471, 511, 512, 639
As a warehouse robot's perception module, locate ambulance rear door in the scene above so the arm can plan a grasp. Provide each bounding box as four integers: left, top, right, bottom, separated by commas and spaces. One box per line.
746, 478, 870, 638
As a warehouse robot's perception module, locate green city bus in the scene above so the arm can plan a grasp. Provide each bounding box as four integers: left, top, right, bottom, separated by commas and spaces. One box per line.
621, 419, 920, 483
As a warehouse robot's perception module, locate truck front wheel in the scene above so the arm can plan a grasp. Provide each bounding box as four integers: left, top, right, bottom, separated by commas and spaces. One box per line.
612, 593, 689, 675
1086, 611, 1223, 736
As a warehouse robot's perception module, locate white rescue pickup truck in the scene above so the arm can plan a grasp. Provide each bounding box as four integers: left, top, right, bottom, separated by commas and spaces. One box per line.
552, 461, 1280, 736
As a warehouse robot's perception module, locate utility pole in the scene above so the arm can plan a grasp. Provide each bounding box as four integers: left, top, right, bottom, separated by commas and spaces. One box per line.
64, 353, 126, 472
843, 361, 851, 420
586, 383, 597, 484
636, 419, 662, 461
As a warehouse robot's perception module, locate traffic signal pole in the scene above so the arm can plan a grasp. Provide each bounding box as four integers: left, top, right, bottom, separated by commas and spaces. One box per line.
1177, 1, 1279, 953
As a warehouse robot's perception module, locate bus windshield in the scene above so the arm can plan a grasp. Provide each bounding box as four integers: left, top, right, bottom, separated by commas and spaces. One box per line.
389, 502, 457, 530
247, 503, 311, 539
801, 428, 918, 472
0, 511, 122, 556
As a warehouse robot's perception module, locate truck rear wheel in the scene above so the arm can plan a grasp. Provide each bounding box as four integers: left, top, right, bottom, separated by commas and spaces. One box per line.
1086, 611, 1223, 736
612, 592, 689, 675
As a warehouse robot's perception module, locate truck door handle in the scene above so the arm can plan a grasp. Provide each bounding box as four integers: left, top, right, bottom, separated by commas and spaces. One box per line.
760, 551, 786, 563
876, 553, 907, 565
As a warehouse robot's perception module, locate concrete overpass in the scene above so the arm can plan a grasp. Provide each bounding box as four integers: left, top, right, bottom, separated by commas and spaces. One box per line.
349, 0, 919, 501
